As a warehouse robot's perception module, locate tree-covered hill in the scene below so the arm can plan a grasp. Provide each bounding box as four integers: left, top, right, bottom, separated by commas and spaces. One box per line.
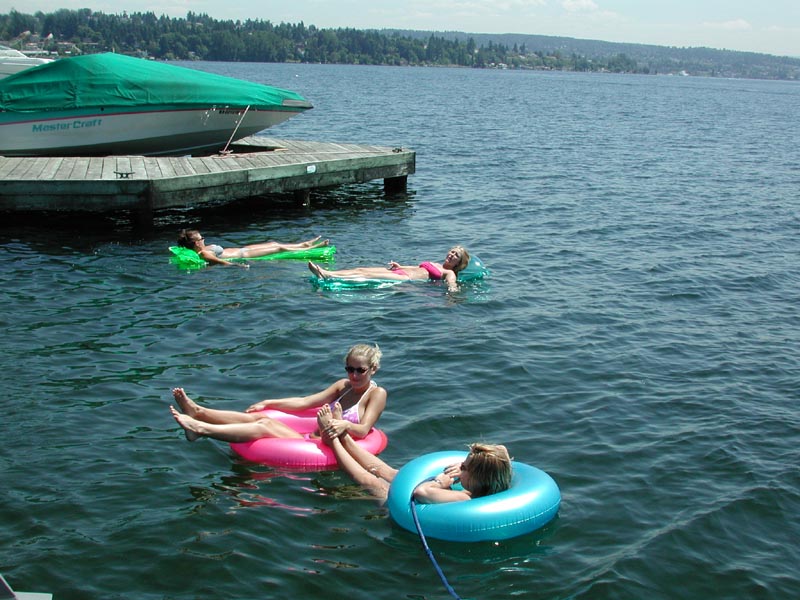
389, 29, 800, 80
2, 9, 798, 80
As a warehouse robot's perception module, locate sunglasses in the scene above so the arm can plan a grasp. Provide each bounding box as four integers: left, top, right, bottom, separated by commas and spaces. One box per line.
345, 366, 368, 374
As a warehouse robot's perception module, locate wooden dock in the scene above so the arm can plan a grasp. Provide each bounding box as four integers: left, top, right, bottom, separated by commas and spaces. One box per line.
0, 137, 415, 219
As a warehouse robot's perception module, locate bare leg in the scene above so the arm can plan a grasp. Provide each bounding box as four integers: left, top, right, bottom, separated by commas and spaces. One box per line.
170, 405, 201, 441
340, 433, 398, 484
326, 434, 391, 499
170, 406, 302, 442
308, 261, 330, 278
308, 262, 411, 281
318, 404, 396, 496
238, 236, 329, 258
292, 236, 329, 249
172, 388, 264, 425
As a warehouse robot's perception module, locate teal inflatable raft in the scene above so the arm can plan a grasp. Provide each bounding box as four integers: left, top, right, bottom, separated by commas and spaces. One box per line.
311, 255, 489, 291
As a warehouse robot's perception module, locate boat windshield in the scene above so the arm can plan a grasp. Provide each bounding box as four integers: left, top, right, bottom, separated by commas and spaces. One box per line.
0, 45, 30, 59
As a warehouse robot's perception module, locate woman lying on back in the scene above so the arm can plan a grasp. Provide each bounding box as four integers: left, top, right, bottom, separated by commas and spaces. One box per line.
177, 228, 328, 267
308, 246, 470, 292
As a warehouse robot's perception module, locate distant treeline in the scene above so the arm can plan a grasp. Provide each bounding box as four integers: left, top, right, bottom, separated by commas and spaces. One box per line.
2, 9, 799, 80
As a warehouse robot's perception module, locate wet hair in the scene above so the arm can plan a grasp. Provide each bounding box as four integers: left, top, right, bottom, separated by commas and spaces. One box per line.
449, 246, 471, 274
463, 443, 512, 498
345, 343, 382, 370
177, 229, 202, 249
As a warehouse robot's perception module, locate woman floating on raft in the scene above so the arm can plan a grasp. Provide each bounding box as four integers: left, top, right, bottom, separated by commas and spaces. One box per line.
317, 402, 511, 502
308, 246, 470, 292
177, 228, 329, 268
169, 344, 386, 445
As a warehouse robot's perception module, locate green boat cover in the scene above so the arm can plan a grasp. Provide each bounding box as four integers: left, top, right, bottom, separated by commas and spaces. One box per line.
0, 53, 312, 114
169, 245, 336, 270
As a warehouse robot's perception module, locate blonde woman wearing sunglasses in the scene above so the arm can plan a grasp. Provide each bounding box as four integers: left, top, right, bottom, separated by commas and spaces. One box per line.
169, 344, 385, 443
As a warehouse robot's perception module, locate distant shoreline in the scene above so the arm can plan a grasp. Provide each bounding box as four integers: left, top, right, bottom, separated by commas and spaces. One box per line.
2, 10, 799, 81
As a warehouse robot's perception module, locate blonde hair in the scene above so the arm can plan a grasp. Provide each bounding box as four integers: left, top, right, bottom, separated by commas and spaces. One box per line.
463, 443, 512, 498
450, 246, 471, 274
345, 344, 382, 370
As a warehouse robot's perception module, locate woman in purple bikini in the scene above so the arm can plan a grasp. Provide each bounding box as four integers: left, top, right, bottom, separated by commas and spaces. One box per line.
308, 246, 470, 292
169, 344, 386, 443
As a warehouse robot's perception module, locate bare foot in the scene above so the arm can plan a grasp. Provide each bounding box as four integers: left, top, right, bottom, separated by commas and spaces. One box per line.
170, 405, 202, 441
316, 404, 334, 445
172, 387, 199, 417
331, 401, 343, 420
302, 236, 323, 247
308, 261, 329, 279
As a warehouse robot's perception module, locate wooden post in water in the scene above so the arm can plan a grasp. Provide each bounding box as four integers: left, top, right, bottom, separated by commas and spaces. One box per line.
294, 189, 311, 206
384, 175, 407, 195
130, 184, 155, 231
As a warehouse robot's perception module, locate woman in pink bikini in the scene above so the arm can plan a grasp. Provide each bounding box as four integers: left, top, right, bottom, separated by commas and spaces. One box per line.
169, 344, 386, 443
308, 246, 470, 292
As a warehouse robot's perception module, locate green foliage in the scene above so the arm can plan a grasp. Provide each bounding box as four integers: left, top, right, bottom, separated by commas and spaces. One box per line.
1, 9, 797, 80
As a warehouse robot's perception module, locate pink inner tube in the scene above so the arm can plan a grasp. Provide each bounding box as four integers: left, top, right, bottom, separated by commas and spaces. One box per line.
229, 408, 388, 470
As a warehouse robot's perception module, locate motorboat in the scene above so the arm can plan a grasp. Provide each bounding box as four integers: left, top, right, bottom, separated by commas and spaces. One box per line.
0, 53, 312, 157
0, 44, 53, 79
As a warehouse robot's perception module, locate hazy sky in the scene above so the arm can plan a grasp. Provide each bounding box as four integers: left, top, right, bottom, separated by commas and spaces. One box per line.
3, 0, 800, 57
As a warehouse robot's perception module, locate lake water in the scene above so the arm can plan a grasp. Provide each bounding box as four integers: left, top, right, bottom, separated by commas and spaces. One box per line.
1, 63, 799, 600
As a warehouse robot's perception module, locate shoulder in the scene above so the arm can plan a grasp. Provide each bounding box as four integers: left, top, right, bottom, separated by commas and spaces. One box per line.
363, 384, 387, 405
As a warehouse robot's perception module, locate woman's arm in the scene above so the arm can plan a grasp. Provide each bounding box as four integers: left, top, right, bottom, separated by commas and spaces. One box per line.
412, 470, 471, 503
388, 261, 418, 271
246, 380, 346, 413
443, 269, 459, 292
199, 250, 249, 269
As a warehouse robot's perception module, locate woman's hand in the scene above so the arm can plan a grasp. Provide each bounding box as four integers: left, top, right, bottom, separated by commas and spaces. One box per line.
323, 418, 349, 438
442, 463, 461, 481
246, 400, 269, 413
387, 261, 402, 271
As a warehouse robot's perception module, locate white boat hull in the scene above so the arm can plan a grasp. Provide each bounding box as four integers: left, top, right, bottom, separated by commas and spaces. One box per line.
0, 106, 303, 156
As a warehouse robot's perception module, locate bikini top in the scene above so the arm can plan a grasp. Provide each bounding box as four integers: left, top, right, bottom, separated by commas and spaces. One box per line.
331, 380, 377, 424
418, 261, 443, 280
205, 244, 225, 258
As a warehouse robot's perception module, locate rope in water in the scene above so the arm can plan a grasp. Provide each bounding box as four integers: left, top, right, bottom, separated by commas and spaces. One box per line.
410, 496, 462, 600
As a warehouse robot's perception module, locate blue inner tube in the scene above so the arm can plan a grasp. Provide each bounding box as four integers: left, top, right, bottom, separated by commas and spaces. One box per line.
387, 451, 561, 542
312, 255, 490, 291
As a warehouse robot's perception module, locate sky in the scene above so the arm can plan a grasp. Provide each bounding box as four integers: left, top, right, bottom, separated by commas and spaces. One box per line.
3, 0, 800, 57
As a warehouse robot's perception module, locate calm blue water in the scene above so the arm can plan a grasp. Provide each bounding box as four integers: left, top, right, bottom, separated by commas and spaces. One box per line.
2, 63, 799, 599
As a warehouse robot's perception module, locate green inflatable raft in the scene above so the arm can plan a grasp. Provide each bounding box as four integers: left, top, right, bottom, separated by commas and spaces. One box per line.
169, 245, 336, 270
